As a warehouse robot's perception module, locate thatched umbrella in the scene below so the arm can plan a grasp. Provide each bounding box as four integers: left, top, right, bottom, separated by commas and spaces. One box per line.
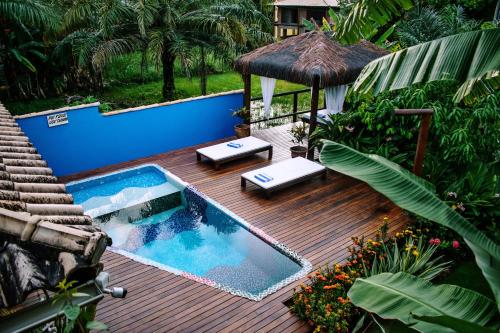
234, 31, 388, 159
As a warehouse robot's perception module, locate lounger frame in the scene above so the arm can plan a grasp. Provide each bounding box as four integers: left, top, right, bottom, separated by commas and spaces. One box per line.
197, 145, 273, 170
241, 167, 327, 199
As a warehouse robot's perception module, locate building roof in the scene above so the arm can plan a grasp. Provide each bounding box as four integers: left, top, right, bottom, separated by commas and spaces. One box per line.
0, 102, 109, 309
274, 0, 339, 7
234, 31, 389, 88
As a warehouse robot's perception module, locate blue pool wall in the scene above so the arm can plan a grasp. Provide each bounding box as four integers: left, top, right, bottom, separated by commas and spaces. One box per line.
15, 91, 244, 176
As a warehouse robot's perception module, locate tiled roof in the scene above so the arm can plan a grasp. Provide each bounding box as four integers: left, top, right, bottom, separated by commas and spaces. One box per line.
0, 102, 109, 309
274, 0, 338, 7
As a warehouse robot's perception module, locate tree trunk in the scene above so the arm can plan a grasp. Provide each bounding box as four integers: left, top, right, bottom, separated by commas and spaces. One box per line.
200, 46, 207, 96
140, 46, 148, 83
162, 48, 176, 101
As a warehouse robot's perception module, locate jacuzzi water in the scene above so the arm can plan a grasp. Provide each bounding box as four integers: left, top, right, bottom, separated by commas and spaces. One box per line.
66, 164, 310, 300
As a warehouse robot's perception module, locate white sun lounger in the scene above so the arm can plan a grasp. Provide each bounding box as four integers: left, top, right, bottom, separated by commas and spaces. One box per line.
241, 157, 327, 198
196, 136, 273, 170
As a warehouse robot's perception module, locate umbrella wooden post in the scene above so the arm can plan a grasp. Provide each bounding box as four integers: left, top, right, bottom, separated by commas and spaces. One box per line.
243, 73, 251, 125
307, 76, 320, 160
394, 109, 434, 176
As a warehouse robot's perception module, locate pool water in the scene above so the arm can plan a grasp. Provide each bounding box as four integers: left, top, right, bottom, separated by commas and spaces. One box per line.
67, 166, 180, 218
67, 165, 310, 300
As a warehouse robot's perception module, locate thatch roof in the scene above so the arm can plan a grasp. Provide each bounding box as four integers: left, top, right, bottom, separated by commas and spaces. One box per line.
235, 31, 389, 87
0, 103, 109, 309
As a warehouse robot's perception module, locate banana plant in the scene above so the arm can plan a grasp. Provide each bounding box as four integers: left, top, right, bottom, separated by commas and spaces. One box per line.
353, 28, 500, 104
347, 272, 498, 332
318, 140, 500, 312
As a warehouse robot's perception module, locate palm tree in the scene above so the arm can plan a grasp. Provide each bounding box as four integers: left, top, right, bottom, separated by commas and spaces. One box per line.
185, 0, 272, 95
0, 0, 59, 97
133, 0, 271, 101
52, 0, 140, 91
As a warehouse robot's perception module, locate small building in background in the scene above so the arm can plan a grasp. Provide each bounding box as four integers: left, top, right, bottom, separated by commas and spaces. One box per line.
273, 0, 338, 39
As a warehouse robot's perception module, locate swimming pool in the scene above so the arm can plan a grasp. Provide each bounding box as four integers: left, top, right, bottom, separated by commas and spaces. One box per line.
66, 164, 311, 301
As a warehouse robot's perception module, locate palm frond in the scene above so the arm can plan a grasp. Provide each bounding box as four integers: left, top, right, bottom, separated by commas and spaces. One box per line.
92, 36, 140, 70
0, 0, 59, 30
336, 0, 413, 44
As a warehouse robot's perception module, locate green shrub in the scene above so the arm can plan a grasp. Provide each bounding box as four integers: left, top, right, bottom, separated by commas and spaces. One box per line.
291, 221, 456, 332
312, 82, 499, 238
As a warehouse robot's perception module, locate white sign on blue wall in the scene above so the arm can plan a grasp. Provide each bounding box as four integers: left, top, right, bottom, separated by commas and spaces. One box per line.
47, 112, 68, 127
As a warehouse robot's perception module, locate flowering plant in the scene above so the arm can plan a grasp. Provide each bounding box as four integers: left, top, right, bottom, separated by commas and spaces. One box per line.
292, 219, 453, 332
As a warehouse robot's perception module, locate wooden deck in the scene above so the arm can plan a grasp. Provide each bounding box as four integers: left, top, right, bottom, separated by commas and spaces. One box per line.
61, 124, 410, 333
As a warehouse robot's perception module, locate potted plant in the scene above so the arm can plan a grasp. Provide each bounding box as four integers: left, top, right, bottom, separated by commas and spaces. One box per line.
233, 108, 251, 138
289, 123, 308, 158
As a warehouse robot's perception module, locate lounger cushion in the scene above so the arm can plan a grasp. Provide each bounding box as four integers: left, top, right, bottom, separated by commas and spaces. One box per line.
242, 157, 325, 190
196, 136, 271, 162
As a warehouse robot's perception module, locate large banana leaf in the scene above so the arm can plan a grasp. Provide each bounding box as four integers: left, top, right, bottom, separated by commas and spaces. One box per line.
412, 314, 498, 333
347, 272, 497, 333
353, 28, 500, 103
319, 140, 500, 309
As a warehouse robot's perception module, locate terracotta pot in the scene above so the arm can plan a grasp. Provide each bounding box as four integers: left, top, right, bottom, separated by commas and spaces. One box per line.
234, 124, 250, 138
290, 145, 307, 158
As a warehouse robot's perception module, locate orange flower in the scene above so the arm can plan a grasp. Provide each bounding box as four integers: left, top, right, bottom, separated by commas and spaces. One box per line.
337, 297, 347, 304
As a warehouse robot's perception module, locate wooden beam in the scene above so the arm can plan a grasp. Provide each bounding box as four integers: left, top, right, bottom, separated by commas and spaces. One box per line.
307, 76, 320, 160
394, 109, 433, 176
243, 73, 251, 125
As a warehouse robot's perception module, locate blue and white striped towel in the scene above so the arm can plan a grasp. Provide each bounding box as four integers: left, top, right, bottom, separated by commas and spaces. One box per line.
227, 142, 243, 148
254, 173, 273, 183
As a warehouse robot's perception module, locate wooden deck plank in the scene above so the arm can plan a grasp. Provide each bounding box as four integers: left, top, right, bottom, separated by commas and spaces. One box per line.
59, 123, 411, 332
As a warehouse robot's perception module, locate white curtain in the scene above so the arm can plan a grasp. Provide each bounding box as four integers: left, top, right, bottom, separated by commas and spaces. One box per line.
324, 85, 348, 115
260, 76, 276, 119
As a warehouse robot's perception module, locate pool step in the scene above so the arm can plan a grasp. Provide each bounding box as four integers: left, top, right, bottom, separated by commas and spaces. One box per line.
93, 191, 182, 224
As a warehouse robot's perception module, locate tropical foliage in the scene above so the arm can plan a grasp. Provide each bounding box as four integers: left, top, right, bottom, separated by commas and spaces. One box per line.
319, 140, 500, 330
396, 4, 480, 47
51, 279, 107, 332
292, 223, 456, 332
330, 0, 414, 44
132, 0, 271, 100
348, 272, 498, 332
0, 0, 271, 101
312, 82, 500, 237
354, 28, 500, 104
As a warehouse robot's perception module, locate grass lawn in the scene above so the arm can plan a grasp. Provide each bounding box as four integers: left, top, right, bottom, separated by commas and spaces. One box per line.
5, 71, 318, 117
5, 51, 321, 117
